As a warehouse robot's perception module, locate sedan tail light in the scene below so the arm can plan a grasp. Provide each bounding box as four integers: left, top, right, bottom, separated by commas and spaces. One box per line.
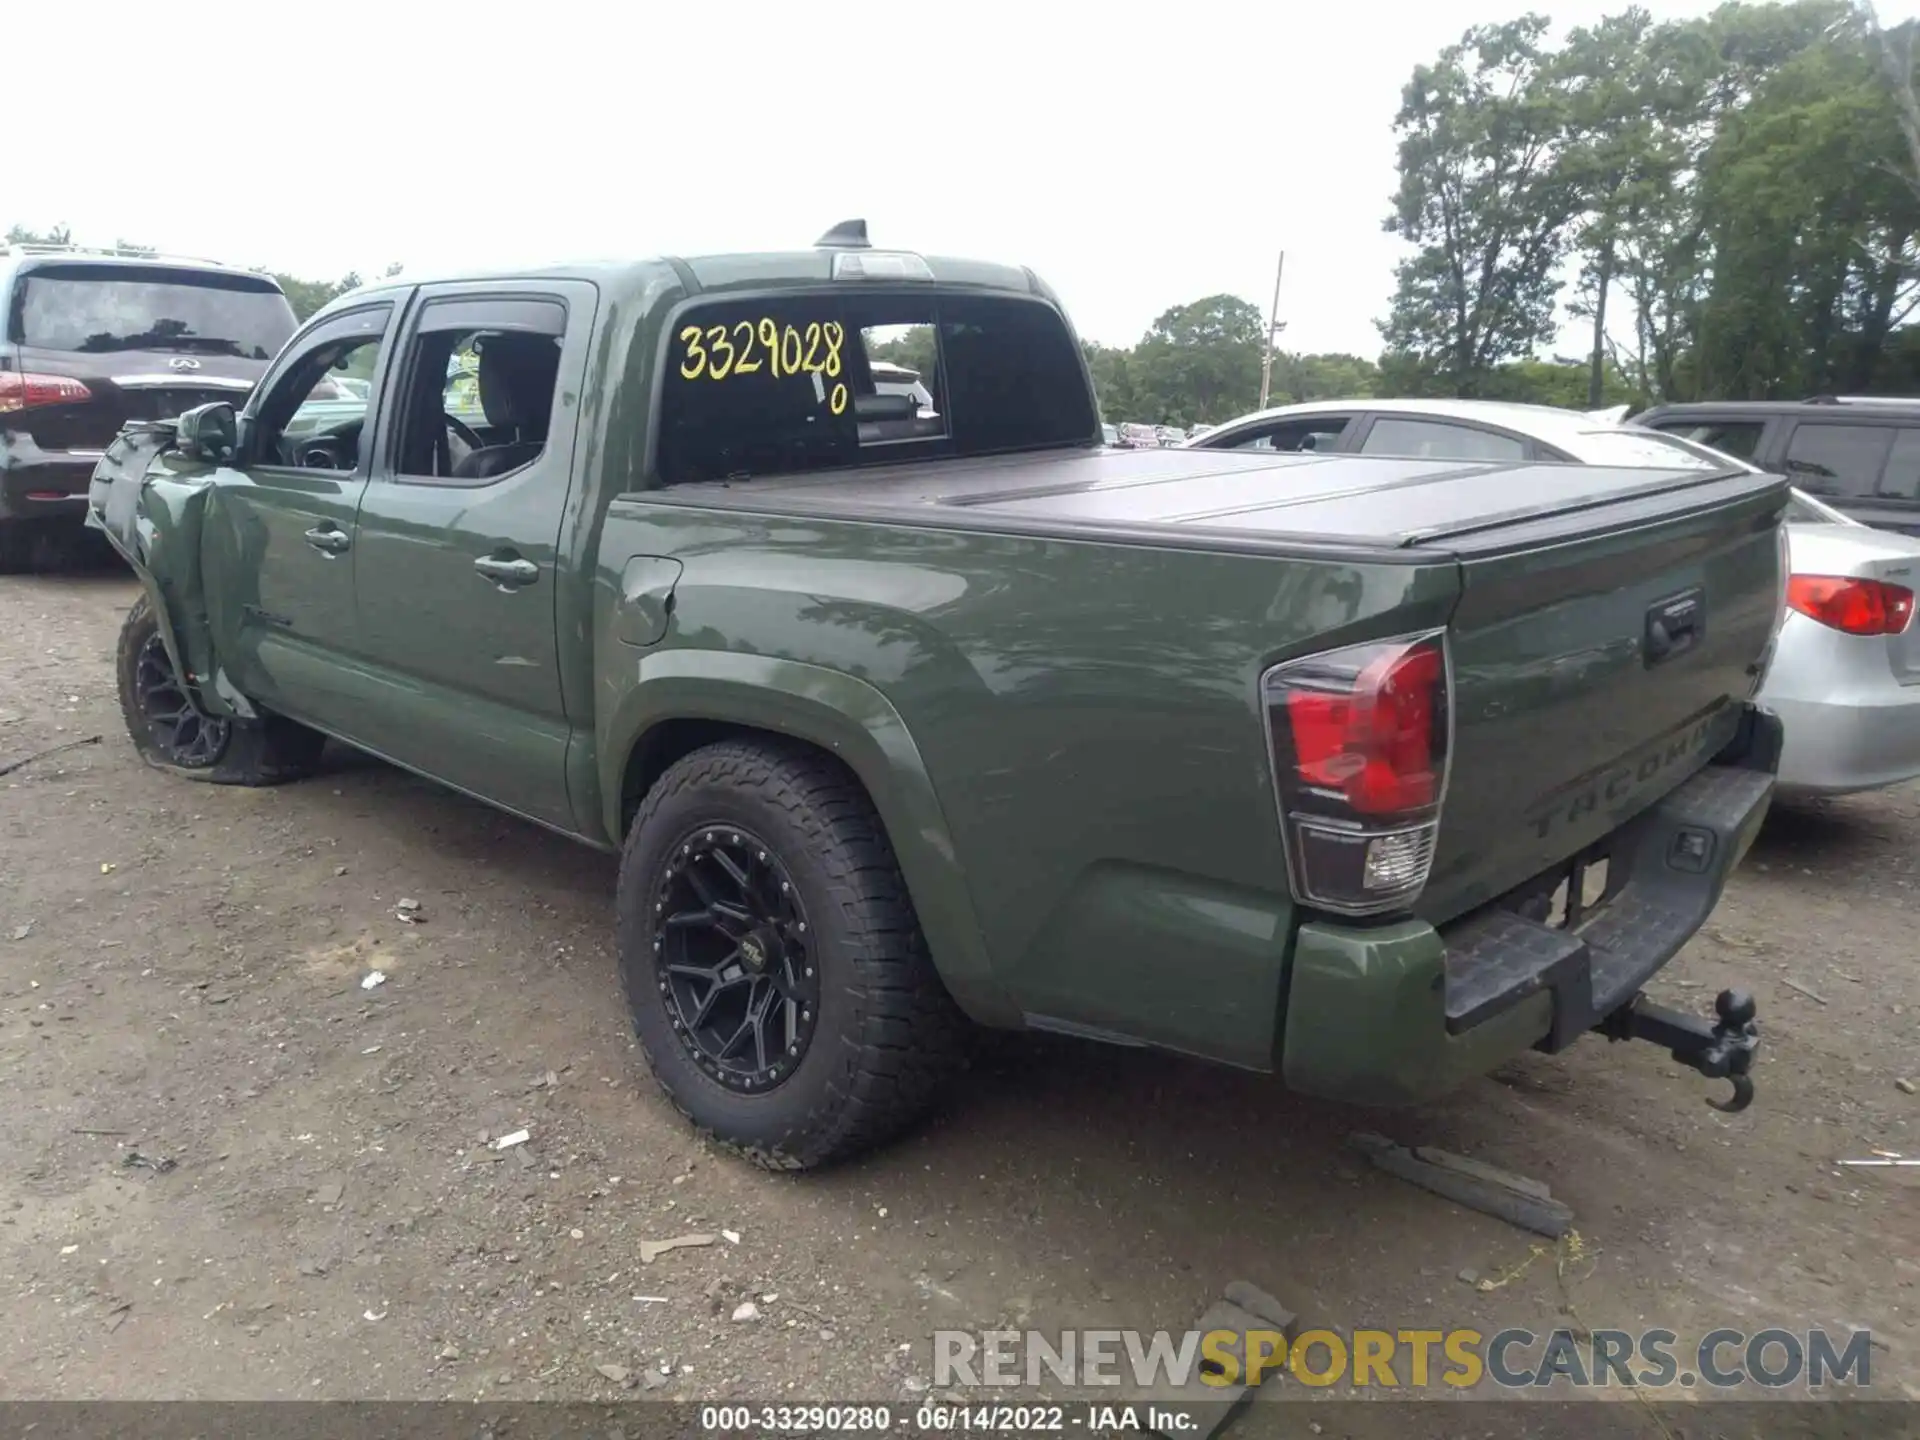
1262, 632, 1451, 917
1786, 574, 1914, 637
0, 372, 93, 414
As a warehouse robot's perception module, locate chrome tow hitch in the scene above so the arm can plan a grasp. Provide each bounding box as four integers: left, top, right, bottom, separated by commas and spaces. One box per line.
1598, 988, 1760, 1113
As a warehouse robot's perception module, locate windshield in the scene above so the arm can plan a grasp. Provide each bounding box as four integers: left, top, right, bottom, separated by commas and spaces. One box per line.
14, 265, 297, 359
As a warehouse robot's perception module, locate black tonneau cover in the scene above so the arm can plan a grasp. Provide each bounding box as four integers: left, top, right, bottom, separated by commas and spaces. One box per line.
641, 445, 1786, 557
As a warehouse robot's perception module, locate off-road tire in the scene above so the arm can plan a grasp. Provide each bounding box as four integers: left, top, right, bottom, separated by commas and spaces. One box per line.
616, 738, 968, 1169
115, 596, 327, 785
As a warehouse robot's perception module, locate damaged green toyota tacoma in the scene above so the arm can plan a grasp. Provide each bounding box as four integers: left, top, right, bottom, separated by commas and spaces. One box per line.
88, 223, 1783, 1168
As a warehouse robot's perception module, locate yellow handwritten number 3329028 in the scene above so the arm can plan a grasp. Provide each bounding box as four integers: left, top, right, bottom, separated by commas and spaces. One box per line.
679, 320, 848, 413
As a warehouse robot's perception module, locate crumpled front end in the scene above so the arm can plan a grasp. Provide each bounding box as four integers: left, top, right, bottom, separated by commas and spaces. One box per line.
85, 423, 229, 715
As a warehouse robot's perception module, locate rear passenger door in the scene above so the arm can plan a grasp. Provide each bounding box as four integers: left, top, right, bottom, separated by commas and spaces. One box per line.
345, 281, 598, 830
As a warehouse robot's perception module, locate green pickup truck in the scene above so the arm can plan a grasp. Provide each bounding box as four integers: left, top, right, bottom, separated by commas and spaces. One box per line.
87, 223, 1784, 1168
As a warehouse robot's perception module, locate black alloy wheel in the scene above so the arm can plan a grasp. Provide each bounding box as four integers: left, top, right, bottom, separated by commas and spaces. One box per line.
653, 825, 821, 1092
615, 737, 969, 1169
131, 631, 231, 768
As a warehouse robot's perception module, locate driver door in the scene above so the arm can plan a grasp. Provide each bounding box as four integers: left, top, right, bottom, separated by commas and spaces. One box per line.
200, 301, 403, 734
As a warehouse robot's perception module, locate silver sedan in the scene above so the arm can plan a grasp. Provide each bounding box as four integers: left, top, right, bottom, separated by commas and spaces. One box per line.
1185, 399, 1920, 798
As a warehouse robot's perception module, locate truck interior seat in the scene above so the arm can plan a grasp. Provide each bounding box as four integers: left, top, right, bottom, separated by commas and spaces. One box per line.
454, 333, 560, 481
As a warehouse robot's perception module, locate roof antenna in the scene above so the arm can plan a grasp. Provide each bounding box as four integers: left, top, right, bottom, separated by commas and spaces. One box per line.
814, 219, 871, 250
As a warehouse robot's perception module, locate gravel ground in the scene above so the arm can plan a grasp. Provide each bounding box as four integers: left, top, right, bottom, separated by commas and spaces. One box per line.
0, 567, 1914, 1419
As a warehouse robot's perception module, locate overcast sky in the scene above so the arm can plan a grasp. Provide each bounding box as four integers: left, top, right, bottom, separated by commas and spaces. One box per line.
13, 0, 1916, 358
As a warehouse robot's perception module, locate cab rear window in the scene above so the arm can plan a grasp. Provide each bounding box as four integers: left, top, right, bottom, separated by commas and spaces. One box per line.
655, 291, 1094, 485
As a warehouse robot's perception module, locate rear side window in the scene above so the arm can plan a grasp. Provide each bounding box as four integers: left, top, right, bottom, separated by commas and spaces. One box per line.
1220, 417, 1349, 453
391, 297, 567, 482
10, 264, 297, 359
656, 292, 1094, 485
1654, 420, 1764, 460
1877, 429, 1920, 501
1359, 417, 1527, 462
1781, 423, 1895, 499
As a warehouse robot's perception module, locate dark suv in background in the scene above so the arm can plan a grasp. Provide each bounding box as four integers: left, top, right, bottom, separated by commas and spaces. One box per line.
1, 245, 297, 570
1636, 396, 1920, 535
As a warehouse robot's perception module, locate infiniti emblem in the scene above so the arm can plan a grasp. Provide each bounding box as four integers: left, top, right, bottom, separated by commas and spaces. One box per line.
168, 357, 201, 371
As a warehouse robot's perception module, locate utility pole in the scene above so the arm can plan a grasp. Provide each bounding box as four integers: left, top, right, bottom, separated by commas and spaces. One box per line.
1257, 250, 1287, 411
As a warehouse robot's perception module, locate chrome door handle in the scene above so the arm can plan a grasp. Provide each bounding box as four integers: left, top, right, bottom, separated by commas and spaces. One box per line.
304, 526, 350, 555
474, 555, 539, 588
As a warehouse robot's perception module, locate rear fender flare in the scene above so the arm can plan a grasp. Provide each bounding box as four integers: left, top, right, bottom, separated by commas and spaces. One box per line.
600, 650, 1013, 1025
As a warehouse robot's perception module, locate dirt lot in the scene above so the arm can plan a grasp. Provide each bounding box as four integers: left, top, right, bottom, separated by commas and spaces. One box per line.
0, 567, 1915, 1419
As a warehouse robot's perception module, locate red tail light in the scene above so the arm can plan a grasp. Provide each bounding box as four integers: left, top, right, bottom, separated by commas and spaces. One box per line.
0, 372, 93, 414
1786, 574, 1914, 637
1286, 643, 1443, 813
1263, 633, 1451, 916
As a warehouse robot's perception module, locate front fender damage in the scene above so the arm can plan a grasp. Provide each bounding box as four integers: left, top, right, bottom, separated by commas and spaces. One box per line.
85, 424, 248, 719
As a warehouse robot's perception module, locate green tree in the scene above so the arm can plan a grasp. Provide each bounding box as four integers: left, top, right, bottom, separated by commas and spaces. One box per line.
1596, 5, 1817, 402
5, 223, 74, 246
7, 225, 156, 253
1482, 357, 1636, 406
1555, 8, 1689, 406
1082, 341, 1140, 420
1126, 295, 1267, 425
1380, 16, 1576, 395
265, 261, 405, 323
1691, 2, 1920, 396
1380, 0, 1920, 406
866, 326, 940, 384
1859, 0, 1920, 198
1267, 352, 1382, 404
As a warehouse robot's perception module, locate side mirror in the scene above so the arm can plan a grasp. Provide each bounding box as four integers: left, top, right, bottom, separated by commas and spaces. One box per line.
176, 401, 238, 464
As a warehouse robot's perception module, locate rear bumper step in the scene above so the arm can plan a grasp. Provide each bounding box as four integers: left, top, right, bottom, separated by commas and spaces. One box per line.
1275, 709, 1778, 1112
1441, 762, 1774, 1047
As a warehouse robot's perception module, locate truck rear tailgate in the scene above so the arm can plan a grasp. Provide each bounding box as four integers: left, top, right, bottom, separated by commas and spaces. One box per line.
1410, 470, 1786, 922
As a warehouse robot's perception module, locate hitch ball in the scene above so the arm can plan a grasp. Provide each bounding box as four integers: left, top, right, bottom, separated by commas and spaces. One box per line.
1716, 988, 1757, 1029
1702, 987, 1759, 1114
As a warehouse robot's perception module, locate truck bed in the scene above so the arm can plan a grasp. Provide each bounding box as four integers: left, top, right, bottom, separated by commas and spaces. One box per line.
637, 445, 1780, 559
620, 444, 1788, 929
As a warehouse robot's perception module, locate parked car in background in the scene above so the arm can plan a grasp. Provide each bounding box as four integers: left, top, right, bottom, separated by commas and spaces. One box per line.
870, 359, 937, 416
1635, 397, 1920, 536
1115, 422, 1158, 448
1186, 422, 1214, 441
1, 242, 296, 571
281, 378, 374, 453
1101, 422, 1120, 446
1190, 399, 1920, 798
